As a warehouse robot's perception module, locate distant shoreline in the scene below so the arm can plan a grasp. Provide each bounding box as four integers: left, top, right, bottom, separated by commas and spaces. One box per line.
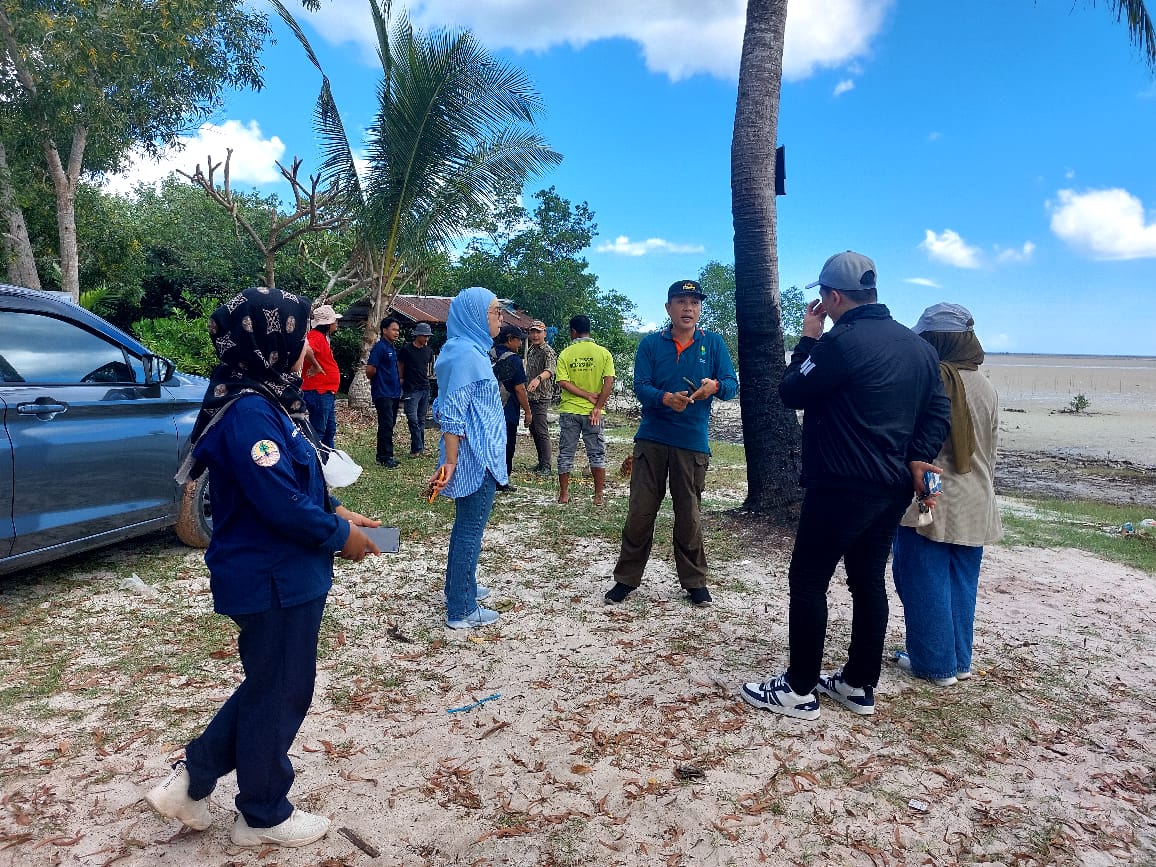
987, 352, 1156, 361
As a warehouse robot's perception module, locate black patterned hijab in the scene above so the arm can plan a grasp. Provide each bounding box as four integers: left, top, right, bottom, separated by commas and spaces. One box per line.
188, 287, 314, 452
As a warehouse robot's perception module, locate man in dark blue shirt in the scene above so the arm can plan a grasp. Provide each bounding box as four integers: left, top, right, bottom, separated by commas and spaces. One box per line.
365, 317, 403, 468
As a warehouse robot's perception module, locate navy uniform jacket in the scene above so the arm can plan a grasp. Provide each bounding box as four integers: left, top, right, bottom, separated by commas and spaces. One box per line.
780, 304, 950, 495
194, 394, 350, 616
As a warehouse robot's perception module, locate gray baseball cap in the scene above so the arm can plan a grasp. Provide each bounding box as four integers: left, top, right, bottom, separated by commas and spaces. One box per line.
913, 303, 974, 334
805, 251, 877, 293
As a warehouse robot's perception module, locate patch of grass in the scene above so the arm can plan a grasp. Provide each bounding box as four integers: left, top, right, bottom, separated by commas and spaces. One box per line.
1000, 496, 1156, 573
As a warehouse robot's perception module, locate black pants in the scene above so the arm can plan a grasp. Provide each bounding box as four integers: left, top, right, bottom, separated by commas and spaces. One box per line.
374, 397, 401, 462
505, 421, 518, 477
786, 485, 910, 695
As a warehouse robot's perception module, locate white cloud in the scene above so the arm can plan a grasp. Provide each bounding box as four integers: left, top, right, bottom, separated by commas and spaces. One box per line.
919, 229, 982, 269
927, 131, 941, 142
1048, 188, 1156, 259
833, 79, 854, 96
903, 277, 940, 288
597, 235, 705, 256
305, 0, 893, 82
101, 120, 286, 195
1064, 168, 1075, 179
981, 332, 1013, 351
995, 241, 1035, 264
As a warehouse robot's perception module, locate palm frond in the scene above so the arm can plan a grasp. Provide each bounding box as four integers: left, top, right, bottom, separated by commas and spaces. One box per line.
1108, 0, 1156, 69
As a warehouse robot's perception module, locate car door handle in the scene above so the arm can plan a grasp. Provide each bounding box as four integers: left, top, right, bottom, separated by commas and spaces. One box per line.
17, 400, 69, 418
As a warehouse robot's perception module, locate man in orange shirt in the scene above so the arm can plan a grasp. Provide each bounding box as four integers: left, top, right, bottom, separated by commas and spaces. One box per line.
301, 305, 342, 449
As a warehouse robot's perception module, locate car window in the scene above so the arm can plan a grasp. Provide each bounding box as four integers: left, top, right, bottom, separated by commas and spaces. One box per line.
0, 310, 137, 384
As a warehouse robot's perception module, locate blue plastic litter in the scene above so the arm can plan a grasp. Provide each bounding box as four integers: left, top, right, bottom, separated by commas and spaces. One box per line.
447, 692, 502, 713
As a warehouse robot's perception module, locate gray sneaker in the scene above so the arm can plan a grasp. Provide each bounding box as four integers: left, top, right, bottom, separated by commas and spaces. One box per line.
230, 809, 330, 848
446, 606, 500, 629
144, 762, 212, 830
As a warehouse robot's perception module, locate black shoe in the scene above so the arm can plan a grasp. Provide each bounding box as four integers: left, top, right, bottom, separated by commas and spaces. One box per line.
378, 458, 400, 469
496, 483, 517, 493
686, 587, 713, 607
604, 582, 636, 605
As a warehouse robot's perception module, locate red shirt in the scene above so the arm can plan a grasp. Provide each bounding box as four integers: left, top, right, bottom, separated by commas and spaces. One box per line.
302, 330, 340, 393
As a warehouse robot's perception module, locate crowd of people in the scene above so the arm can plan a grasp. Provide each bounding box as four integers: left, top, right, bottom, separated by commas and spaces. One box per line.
145, 254, 1000, 848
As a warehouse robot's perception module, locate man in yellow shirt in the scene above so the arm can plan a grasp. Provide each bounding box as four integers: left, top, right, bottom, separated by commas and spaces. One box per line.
555, 315, 614, 505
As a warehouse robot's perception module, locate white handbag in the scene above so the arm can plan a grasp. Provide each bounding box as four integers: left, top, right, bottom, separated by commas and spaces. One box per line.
318, 445, 363, 488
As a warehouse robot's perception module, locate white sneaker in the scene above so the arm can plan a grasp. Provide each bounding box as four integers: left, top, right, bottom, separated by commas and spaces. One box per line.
230, 809, 330, 848
445, 605, 500, 629
893, 650, 958, 686
740, 672, 820, 720
144, 762, 212, 830
816, 669, 876, 715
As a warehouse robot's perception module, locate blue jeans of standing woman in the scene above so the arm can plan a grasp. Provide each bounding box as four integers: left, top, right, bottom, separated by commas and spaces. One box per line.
444, 471, 498, 621
892, 526, 984, 680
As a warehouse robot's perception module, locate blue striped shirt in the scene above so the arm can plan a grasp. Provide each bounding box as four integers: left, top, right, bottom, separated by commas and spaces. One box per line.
433, 378, 508, 498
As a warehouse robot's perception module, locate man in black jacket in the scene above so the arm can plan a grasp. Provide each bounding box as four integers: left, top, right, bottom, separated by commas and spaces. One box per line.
742, 251, 950, 720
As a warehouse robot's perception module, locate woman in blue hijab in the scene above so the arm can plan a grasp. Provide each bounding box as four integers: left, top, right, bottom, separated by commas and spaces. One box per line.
428, 287, 508, 628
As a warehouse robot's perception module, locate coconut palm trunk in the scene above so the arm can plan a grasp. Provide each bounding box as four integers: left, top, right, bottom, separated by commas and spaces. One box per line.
731, 0, 800, 518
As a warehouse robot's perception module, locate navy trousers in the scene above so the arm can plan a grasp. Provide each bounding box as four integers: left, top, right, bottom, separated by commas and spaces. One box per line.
184, 595, 326, 828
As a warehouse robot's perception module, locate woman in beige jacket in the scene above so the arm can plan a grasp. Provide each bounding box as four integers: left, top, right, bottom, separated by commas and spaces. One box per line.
892, 303, 1003, 686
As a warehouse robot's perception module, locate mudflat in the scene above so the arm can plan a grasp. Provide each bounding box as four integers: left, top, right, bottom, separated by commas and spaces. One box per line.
986, 353, 1156, 467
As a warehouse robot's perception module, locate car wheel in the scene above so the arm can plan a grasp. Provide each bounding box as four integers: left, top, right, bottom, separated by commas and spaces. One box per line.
175, 473, 212, 548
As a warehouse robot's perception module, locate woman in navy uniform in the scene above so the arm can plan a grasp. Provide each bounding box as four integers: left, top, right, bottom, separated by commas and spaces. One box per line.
145, 287, 380, 848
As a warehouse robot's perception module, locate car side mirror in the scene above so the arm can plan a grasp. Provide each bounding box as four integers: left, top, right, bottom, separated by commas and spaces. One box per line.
142, 353, 175, 385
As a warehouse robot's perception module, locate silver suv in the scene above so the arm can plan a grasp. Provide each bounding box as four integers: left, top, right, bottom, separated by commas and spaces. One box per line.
0, 285, 212, 575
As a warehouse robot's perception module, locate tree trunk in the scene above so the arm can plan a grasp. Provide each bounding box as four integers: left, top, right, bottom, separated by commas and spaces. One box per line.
0, 142, 41, 289
346, 279, 384, 409
42, 126, 86, 302
731, 0, 801, 519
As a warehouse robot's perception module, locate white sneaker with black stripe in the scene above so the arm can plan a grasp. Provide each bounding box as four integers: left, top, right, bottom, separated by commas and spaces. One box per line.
740, 672, 820, 720
816, 669, 875, 715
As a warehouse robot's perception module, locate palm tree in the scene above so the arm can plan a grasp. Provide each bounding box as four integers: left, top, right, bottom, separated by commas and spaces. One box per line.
275, 0, 561, 405
730, 0, 799, 519
730, 0, 1153, 519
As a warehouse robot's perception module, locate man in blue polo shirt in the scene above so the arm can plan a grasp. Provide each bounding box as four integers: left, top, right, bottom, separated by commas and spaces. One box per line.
605, 279, 738, 607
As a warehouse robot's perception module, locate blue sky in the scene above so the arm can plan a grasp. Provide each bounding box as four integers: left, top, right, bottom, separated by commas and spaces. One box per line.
111, 1, 1156, 355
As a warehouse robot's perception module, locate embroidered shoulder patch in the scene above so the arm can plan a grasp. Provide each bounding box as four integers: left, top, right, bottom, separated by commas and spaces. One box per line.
251, 439, 281, 467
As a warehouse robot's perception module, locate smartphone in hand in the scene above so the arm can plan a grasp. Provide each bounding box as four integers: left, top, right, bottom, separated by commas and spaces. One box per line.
360, 526, 401, 554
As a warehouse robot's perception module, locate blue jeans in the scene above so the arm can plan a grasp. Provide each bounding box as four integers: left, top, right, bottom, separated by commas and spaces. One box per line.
444, 471, 497, 620
302, 390, 336, 449
892, 526, 984, 680
402, 388, 431, 454
184, 596, 326, 828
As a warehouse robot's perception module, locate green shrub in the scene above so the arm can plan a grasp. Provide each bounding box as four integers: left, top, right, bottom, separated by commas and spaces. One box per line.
133, 294, 221, 377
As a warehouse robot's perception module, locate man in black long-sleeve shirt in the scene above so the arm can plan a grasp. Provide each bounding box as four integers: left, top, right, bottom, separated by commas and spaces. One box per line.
742, 251, 951, 721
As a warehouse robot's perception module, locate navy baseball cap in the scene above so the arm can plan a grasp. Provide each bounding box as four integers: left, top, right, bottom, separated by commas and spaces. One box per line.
667, 279, 705, 301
